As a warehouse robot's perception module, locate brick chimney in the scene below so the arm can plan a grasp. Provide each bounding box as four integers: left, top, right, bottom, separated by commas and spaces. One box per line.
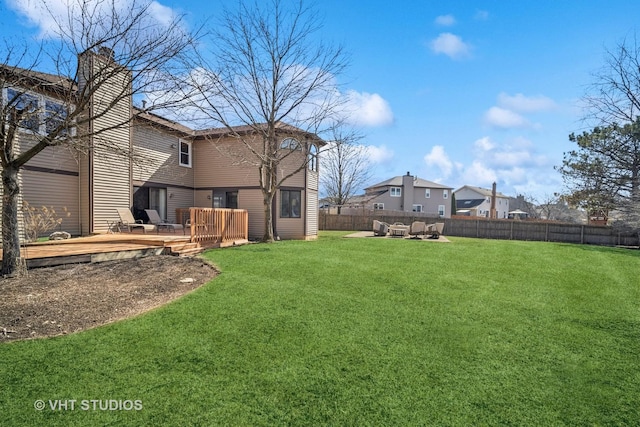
490, 182, 497, 219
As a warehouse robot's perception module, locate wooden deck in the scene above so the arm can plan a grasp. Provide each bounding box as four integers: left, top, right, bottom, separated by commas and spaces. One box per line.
1, 232, 208, 268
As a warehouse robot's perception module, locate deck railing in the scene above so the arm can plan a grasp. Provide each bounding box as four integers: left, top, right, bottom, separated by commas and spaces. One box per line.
179, 208, 248, 246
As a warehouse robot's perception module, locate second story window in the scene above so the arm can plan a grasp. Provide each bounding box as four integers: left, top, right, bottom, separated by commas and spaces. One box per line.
179, 139, 192, 167
280, 137, 301, 150
390, 187, 401, 197
443, 189, 449, 199
3, 87, 72, 137
425, 189, 431, 198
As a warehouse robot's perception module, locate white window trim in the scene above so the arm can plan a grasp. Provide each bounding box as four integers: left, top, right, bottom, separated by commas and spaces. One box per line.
438, 204, 446, 217
425, 189, 430, 198
443, 189, 449, 199
412, 204, 423, 212
179, 139, 192, 168
373, 203, 384, 210
390, 187, 401, 197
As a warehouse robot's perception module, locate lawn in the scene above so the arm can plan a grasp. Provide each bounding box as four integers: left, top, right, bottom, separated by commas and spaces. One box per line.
1, 232, 639, 426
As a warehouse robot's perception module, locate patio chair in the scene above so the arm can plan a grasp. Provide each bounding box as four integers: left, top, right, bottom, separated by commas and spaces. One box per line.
116, 208, 156, 234
426, 222, 445, 239
145, 209, 185, 234
372, 220, 389, 236
409, 221, 428, 239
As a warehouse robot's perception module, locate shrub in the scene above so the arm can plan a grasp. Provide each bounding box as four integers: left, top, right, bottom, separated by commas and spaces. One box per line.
22, 201, 70, 242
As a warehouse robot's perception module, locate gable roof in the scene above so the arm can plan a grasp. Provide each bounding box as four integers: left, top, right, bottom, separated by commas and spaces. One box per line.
365, 175, 452, 191
454, 185, 509, 199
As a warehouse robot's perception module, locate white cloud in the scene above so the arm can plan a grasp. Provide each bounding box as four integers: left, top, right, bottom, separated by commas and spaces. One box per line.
424, 145, 454, 178
435, 15, 456, 26
364, 144, 394, 164
483, 107, 530, 129
429, 33, 471, 59
343, 90, 394, 127
462, 160, 497, 185
7, 0, 179, 39
474, 136, 495, 152
497, 92, 557, 113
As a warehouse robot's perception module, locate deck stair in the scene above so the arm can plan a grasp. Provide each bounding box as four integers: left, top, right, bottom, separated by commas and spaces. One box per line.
164, 241, 204, 257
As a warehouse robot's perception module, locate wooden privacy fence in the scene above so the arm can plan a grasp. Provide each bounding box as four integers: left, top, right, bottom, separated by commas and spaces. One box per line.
319, 212, 640, 247
177, 208, 248, 246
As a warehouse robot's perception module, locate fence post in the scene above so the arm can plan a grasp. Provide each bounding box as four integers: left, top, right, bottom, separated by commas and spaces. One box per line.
580, 225, 584, 244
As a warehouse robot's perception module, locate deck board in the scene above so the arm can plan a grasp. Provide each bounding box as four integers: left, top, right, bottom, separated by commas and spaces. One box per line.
0, 233, 194, 268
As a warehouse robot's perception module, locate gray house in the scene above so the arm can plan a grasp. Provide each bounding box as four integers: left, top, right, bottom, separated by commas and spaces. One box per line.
350, 172, 453, 218
454, 185, 510, 219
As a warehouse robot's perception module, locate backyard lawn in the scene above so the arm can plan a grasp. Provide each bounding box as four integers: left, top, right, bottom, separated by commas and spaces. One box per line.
1, 231, 639, 426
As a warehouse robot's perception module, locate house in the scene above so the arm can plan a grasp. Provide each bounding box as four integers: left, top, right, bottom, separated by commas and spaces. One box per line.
454, 184, 510, 219
2, 49, 322, 241
347, 172, 454, 218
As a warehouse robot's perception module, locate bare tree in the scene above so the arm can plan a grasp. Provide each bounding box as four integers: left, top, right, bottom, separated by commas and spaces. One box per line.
189, 0, 348, 242
1, 0, 198, 276
320, 125, 372, 214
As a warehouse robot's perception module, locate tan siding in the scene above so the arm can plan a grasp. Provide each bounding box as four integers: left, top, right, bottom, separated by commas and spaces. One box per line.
238, 189, 264, 240
132, 124, 194, 187
22, 170, 80, 236
195, 190, 212, 208
167, 187, 193, 224
194, 138, 260, 188
85, 52, 133, 233
307, 170, 319, 191
306, 189, 318, 236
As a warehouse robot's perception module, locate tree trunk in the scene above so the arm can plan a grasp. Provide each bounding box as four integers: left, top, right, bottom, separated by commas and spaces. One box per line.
2, 165, 22, 276
262, 191, 275, 242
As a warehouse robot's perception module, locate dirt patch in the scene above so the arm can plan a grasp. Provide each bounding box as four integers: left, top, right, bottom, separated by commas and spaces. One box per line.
0, 255, 218, 342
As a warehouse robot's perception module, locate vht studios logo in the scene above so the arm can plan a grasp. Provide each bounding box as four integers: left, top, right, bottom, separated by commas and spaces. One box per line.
34, 399, 143, 411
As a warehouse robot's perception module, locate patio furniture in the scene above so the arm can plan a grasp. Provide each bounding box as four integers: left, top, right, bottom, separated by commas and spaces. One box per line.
372, 220, 389, 236
389, 222, 410, 237
426, 222, 445, 239
409, 221, 428, 239
145, 209, 185, 234
116, 208, 156, 234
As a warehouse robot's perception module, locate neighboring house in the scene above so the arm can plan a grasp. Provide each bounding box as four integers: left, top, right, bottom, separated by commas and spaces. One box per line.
454, 185, 510, 219
347, 172, 454, 218
2, 49, 322, 241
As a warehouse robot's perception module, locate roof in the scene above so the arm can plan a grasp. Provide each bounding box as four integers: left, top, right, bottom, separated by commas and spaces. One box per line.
365, 175, 452, 191
4, 59, 325, 146
456, 199, 485, 209
193, 121, 326, 145
454, 185, 509, 199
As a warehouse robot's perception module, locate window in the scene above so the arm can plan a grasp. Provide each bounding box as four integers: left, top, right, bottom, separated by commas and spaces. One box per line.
443, 189, 449, 199
390, 187, 401, 197
308, 144, 318, 171
438, 205, 445, 217
280, 137, 301, 150
179, 139, 192, 167
44, 100, 69, 135
425, 189, 431, 198
4, 88, 72, 136
281, 190, 301, 218
412, 204, 423, 212
6, 88, 41, 132
373, 203, 384, 210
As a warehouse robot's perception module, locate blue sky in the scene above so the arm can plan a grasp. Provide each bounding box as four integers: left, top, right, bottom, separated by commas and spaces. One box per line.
3, 0, 640, 199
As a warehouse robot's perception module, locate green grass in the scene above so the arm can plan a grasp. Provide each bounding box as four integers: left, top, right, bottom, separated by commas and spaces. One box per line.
1, 232, 639, 426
